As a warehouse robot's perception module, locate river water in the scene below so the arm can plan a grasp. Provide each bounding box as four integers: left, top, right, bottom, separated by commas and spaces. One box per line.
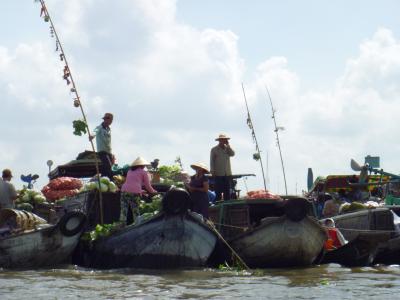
1, 264, 400, 299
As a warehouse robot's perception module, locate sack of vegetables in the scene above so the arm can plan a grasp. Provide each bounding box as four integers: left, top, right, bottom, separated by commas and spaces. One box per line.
41, 177, 83, 202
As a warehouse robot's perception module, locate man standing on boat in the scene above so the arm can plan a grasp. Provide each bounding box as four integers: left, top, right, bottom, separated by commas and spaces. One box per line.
89, 113, 115, 179
210, 134, 235, 201
0, 169, 18, 210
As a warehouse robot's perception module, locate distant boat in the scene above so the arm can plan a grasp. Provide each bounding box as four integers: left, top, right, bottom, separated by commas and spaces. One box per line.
328, 207, 399, 265
209, 196, 327, 268
0, 209, 86, 269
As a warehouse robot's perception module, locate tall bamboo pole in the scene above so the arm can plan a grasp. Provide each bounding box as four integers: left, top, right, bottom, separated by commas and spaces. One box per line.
38, 0, 104, 223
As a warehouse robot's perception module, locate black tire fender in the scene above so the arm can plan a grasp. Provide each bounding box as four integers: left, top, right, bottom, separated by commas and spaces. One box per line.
58, 211, 86, 237
284, 197, 310, 222
162, 188, 191, 215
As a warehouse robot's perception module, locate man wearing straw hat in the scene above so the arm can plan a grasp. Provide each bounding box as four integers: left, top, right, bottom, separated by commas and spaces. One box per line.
119, 157, 157, 226
89, 113, 115, 179
210, 134, 235, 201
0, 169, 18, 210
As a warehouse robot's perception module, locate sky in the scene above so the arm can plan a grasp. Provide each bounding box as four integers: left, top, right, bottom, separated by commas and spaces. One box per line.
1, 0, 400, 195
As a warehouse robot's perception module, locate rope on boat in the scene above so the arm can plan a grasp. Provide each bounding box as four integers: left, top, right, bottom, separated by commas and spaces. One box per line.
212, 222, 249, 231
36, 0, 104, 224
336, 227, 400, 234
206, 220, 250, 271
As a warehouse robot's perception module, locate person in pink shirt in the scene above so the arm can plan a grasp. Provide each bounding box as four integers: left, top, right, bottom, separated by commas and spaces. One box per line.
119, 157, 157, 225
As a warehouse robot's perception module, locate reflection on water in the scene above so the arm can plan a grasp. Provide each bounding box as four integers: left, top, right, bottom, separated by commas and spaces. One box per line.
1, 264, 400, 299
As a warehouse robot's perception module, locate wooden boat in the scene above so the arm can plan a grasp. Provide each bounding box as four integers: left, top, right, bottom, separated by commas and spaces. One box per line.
0, 209, 86, 269
329, 207, 400, 265
370, 206, 400, 264
374, 235, 400, 264
320, 235, 379, 267
209, 196, 327, 268
76, 188, 228, 269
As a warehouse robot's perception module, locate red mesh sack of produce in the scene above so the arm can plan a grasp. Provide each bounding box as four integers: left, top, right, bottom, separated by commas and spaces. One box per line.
246, 189, 281, 200
41, 188, 80, 202
47, 177, 83, 190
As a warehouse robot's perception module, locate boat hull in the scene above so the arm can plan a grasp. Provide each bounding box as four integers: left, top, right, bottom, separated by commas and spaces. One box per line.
0, 211, 86, 269
321, 236, 379, 267
329, 208, 400, 265
81, 212, 220, 269
231, 216, 327, 268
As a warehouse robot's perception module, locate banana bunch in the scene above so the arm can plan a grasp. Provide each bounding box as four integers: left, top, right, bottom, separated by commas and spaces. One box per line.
112, 175, 126, 188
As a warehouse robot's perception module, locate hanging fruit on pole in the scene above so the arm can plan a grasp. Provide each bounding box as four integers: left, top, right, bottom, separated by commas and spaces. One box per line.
73, 98, 80, 107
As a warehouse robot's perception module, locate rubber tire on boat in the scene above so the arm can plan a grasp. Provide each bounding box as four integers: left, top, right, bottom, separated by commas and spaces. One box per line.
284, 197, 310, 222
162, 188, 191, 215
58, 211, 86, 237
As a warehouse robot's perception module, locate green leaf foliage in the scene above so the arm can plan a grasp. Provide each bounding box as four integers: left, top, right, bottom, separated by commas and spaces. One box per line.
72, 119, 87, 136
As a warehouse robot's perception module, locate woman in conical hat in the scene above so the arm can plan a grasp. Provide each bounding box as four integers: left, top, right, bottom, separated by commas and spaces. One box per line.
119, 157, 157, 225
185, 162, 210, 218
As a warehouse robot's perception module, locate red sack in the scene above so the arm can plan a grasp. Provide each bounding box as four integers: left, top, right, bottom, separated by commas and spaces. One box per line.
42, 188, 80, 201
47, 177, 82, 190
246, 189, 281, 200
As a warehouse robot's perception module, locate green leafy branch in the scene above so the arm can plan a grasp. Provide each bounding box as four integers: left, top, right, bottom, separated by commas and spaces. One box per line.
72, 119, 87, 136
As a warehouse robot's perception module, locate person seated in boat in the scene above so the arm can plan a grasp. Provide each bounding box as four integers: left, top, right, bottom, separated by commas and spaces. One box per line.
119, 157, 158, 225
322, 218, 348, 251
315, 193, 331, 219
208, 190, 216, 205
384, 182, 400, 205
369, 187, 383, 203
185, 163, 210, 218
338, 189, 351, 203
322, 194, 343, 218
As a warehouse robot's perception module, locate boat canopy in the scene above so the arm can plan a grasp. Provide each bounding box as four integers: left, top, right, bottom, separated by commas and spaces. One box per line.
309, 174, 390, 194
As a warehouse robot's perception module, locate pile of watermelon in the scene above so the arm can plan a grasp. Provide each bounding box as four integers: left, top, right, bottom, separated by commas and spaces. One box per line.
41, 177, 83, 202
246, 189, 281, 200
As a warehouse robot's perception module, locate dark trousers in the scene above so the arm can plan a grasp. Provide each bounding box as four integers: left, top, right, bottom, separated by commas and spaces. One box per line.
98, 151, 113, 179
215, 176, 231, 201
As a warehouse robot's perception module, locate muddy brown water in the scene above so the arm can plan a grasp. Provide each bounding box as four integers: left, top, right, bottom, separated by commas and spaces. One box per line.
1, 264, 400, 299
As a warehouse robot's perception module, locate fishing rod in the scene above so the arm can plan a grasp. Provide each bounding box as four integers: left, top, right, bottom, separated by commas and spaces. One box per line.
265, 85, 288, 195
241, 83, 267, 191
36, 0, 104, 223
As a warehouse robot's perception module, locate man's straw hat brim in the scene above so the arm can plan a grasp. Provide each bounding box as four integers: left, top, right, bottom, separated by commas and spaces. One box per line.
215, 134, 230, 141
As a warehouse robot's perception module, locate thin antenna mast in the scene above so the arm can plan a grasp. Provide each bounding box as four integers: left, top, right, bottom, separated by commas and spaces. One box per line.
265, 85, 288, 195
241, 83, 267, 191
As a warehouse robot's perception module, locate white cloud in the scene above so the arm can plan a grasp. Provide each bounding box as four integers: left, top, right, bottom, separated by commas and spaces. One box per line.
1, 1, 400, 196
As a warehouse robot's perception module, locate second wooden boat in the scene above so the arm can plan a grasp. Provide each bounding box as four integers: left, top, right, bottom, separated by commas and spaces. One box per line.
209, 196, 327, 268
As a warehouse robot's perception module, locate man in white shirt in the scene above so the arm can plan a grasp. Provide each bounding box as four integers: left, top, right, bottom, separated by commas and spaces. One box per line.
0, 169, 18, 209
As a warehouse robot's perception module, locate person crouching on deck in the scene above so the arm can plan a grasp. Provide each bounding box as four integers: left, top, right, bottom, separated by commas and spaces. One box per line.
186, 163, 210, 219
119, 157, 157, 225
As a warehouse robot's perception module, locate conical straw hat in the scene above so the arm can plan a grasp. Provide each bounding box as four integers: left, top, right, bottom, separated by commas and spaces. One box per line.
190, 162, 210, 173
131, 157, 150, 167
